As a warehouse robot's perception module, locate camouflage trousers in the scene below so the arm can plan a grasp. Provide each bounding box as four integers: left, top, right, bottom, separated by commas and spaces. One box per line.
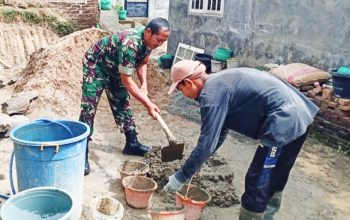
79, 56, 136, 137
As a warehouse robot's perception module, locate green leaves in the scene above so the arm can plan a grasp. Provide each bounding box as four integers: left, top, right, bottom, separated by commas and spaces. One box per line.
0, 8, 74, 37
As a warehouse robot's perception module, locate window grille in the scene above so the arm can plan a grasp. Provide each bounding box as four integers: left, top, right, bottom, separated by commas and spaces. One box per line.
189, 0, 224, 16
173, 43, 205, 65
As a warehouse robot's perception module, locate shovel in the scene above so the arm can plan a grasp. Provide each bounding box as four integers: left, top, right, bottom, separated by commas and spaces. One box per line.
155, 113, 185, 162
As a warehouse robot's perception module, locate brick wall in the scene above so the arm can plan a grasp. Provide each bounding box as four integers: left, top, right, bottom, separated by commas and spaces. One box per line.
302, 86, 350, 152
47, 0, 99, 30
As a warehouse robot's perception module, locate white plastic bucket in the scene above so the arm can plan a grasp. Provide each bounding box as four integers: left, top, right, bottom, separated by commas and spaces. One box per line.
90, 196, 124, 220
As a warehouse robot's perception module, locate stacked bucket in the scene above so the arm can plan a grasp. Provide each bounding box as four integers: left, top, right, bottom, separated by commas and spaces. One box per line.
195, 47, 239, 74
117, 160, 211, 220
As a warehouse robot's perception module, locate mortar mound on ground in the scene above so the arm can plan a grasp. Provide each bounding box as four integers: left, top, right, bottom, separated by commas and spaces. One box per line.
145, 147, 240, 207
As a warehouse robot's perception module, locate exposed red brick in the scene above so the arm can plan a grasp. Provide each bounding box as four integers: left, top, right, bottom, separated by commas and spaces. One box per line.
322, 88, 333, 100
301, 85, 314, 91
328, 101, 338, 109
47, 0, 99, 30
307, 90, 316, 98
313, 96, 323, 106
339, 98, 350, 106
338, 105, 350, 111
312, 86, 322, 95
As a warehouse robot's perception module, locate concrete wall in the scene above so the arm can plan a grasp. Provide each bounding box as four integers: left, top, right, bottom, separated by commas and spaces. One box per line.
168, 0, 350, 70
47, 0, 99, 30
149, 0, 169, 20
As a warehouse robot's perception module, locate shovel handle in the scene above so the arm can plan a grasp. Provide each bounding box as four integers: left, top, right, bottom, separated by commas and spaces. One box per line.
155, 113, 177, 142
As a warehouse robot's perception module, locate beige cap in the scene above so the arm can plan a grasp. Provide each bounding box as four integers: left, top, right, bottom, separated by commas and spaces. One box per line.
168, 59, 206, 94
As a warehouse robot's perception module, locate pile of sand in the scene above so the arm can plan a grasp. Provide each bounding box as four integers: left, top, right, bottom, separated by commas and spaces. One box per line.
12, 28, 109, 119
10, 27, 171, 120
0, 23, 58, 69
1, 0, 47, 8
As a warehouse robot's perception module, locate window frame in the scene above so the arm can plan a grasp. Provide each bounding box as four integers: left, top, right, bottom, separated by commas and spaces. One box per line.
173, 43, 205, 65
188, 0, 224, 17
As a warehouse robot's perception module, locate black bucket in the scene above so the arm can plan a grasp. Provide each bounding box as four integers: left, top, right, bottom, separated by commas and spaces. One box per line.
194, 53, 212, 73
331, 69, 350, 99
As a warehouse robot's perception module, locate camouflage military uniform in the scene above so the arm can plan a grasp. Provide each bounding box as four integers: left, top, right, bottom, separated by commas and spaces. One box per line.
79, 28, 151, 136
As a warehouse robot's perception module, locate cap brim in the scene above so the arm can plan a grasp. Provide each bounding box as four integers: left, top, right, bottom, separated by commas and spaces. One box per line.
168, 81, 180, 95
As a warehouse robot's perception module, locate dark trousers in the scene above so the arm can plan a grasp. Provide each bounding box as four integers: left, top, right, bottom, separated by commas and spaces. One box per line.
241, 131, 308, 213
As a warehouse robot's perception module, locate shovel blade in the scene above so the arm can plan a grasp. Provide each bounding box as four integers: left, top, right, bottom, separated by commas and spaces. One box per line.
161, 142, 185, 162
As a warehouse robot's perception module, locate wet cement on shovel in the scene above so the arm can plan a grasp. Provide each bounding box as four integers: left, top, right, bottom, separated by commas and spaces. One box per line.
145, 146, 240, 207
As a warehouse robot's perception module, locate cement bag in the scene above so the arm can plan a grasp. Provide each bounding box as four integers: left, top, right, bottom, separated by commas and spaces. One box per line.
270, 63, 331, 87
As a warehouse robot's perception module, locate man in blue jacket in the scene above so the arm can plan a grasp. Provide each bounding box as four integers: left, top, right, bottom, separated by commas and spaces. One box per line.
164, 60, 319, 220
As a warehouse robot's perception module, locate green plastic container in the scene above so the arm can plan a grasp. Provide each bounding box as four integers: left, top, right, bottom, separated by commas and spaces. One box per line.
118, 10, 127, 20
100, 0, 112, 10
159, 54, 175, 69
214, 47, 233, 61
337, 66, 350, 75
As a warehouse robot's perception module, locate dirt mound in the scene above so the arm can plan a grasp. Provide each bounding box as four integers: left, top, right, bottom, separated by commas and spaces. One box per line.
11, 27, 171, 121
12, 28, 109, 119
1, 0, 47, 8
0, 23, 58, 68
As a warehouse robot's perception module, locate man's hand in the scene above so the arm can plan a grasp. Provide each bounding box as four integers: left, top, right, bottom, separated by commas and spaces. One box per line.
146, 102, 160, 119
164, 174, 184, 192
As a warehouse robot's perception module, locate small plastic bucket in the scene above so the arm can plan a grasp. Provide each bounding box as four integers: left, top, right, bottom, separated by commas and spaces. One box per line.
122, 176, 157, 209
0, 187, 73, 220
211, 60, 222, 73
194, 53, 212, 73
227, 57, 240, 68
117, 160, 149, 179
159, 54, 175, 69
118, 10, 127, 20
100, 0, 112, 10
214, 47, 233, 61
331, 69, 350, 99
90, 196, 124, 220
148, 207, 186, 220
175, 185, 211, 220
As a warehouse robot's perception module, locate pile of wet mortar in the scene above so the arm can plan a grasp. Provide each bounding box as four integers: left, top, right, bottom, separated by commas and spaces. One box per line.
145, 147, 240, 207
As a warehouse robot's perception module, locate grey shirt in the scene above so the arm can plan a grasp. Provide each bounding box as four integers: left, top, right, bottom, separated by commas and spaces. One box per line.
175, 68, 319, 183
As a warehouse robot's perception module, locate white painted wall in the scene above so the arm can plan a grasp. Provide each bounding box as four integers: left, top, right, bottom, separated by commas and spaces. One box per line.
148, 0, 169, 20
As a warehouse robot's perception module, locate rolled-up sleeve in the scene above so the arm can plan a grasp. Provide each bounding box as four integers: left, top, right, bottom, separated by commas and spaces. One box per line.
175, 105, 228, 183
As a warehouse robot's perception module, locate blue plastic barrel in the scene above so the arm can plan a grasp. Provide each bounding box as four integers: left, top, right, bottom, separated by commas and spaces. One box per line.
9, 119, 90, 220
0, 187, 73, 220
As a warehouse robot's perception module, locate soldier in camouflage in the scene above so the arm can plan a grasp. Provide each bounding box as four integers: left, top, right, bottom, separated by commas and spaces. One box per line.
79, 18, 170, 175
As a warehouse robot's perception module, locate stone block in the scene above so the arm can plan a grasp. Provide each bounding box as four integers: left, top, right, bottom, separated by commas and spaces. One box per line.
335, 109, 350, 117
307, 90, 316, 98
329, 114, 339, 122
322, 88, 333, 100
313, 96, 322, 106
338, 105, 350, 111
301, 85, 314, 91
1, 91, 39, 115
338, 98, 350, 106
320, 101, 329, 108
328, 101, 338, 109
312, 86, 322, 95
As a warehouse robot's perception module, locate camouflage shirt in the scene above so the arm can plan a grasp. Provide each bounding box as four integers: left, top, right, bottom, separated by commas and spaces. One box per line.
85, 28, 152, 76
